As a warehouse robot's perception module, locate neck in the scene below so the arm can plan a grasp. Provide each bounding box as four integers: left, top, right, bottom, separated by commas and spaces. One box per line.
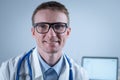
38, 49, 62, 66
46, 53, 62, 66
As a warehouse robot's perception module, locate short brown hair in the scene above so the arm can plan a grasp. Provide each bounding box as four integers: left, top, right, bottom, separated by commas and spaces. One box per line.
32, 1, 69, 26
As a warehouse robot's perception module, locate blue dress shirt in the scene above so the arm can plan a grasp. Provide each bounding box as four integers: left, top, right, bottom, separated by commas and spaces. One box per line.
37, 53, 65, 79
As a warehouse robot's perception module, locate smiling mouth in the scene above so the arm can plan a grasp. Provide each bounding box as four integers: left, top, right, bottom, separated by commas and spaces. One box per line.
43, 41, 60, 44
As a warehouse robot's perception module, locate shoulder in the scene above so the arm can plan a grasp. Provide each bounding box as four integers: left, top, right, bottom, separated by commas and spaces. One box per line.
0, 56, 19, 70
0, 53, 24, 79
69, 58, 89, 80
0, 53, 26, 69
0, 48, 36, 79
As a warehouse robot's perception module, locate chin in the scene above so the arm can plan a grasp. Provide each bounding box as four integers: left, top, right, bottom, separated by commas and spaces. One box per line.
45, 49, 59, 54
47, 51, 58, 54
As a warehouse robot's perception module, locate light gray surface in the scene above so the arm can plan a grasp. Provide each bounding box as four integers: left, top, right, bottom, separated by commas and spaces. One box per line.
0, 0, 120, 67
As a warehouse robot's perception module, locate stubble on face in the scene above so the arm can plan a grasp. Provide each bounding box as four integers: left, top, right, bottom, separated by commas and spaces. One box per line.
33, 9, 70, 55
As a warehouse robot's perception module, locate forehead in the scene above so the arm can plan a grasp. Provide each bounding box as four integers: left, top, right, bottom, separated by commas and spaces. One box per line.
34, 9, 68, 23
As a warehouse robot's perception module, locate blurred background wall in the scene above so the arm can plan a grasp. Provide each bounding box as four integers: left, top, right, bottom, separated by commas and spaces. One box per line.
0, 0, 120, 67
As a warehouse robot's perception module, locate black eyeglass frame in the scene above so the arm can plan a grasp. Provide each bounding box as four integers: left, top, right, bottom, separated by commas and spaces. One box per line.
33, 22, 68, 34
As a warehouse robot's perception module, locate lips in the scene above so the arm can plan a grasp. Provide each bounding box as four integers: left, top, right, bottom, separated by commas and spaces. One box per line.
43, 40, 60, 44
43, 36, 61, 45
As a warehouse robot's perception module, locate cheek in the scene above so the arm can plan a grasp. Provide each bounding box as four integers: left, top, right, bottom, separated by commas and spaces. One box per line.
34, 33, 44, 44
60, 32, 69, 46
60, 35, 67, 44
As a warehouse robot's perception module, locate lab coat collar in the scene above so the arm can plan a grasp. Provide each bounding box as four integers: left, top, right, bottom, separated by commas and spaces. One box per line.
58, 55, 70, 80
31, 48, 70, 80
31, 48, 43, 80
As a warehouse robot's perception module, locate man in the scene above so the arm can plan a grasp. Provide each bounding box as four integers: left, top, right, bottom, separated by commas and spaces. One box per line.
0, 1, 88, 80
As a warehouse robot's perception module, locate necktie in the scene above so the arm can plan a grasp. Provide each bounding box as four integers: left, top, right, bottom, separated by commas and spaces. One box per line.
44, 68, 58, 80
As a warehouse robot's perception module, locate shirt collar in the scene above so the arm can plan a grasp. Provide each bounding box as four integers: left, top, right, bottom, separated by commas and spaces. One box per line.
38, 53, 65, 76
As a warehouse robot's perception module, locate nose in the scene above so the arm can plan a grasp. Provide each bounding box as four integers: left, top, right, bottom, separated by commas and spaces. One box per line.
47, 27, 56, 37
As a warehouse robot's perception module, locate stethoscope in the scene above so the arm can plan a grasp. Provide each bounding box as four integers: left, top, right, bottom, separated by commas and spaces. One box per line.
16, 48, 73, 80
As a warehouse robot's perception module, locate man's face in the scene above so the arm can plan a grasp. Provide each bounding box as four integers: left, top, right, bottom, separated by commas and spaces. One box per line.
32, 9, 71, 54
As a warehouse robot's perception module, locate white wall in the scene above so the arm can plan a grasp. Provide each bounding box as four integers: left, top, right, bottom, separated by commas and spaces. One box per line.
0, 0, 120, 67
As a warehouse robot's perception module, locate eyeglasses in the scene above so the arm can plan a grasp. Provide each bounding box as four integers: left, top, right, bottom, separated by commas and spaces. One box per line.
33, 22, 68, 34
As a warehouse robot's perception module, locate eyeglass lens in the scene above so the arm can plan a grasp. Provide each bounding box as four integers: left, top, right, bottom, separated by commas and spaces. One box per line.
34, 23, 67, 34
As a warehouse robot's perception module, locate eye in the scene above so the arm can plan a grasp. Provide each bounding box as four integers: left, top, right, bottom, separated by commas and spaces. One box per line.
37, 24, 48, 29
54, 24, 65, 30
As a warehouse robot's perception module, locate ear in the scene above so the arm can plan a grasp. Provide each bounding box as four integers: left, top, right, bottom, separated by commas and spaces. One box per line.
31, 27, 36, 38
66, 27, 71, 37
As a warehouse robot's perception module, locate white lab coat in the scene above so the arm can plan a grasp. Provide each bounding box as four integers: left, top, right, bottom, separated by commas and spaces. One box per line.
0, 48, 89, 80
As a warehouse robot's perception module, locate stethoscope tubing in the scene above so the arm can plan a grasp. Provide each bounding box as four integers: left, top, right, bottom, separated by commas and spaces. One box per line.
16, 48, 73, 80
16, 48, 34, 80
65, 55, 73, 80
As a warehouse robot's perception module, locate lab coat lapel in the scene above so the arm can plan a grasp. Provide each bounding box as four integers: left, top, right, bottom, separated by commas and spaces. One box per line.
31, 48, 44, 80
18, 53, 31, 79
59, 56, 70, 80
31, 48, 70, 80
